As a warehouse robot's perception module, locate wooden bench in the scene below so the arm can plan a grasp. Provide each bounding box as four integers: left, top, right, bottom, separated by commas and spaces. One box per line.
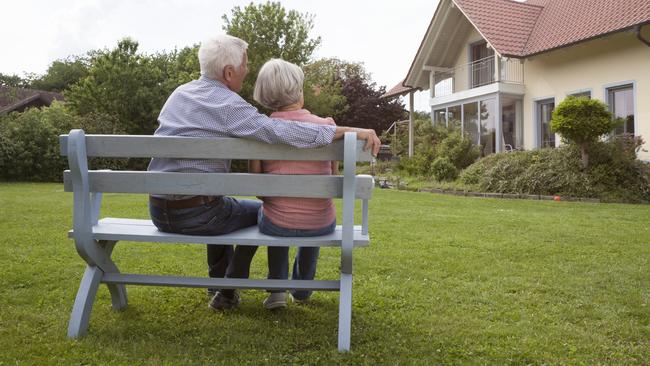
60, 129, 374, 352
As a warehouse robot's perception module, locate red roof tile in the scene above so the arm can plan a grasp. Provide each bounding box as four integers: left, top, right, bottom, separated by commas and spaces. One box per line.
381, 80, 417, 99
454, 0, 542, 56
453, 0, 650, 57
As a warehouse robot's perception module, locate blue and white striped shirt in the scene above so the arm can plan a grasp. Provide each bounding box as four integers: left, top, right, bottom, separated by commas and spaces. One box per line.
148, 76, 336, 173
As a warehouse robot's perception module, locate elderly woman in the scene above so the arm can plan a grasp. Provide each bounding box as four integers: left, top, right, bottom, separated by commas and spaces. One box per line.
250, 59, 338, 310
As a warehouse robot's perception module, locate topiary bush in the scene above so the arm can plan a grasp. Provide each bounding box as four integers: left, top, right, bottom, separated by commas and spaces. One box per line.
550, 96, 619, 168
430, 156, 458, 181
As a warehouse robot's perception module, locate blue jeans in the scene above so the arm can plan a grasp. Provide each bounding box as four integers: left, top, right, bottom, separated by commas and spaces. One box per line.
258, 210, 336, 300
149, 196, 261, 297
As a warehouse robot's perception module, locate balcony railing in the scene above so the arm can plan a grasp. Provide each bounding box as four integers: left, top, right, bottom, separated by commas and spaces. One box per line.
433, 56, 523, 97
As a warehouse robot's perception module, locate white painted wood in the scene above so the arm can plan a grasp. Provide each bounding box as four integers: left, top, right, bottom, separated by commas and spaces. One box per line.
101, 274, 340, 291
337, 273, 353, 352
59, 135, 374, 162
362, 200, 369, 236
340, 133, 356, 275
63, 171, 375, 199
67, 265, 102, 338
100, 240, 128, 310
68, 218, 370, 247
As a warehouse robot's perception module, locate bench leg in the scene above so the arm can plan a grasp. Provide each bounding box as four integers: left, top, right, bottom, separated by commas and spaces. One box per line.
68, 265, 102, 338
100, 241, 128, 310
338, 273, 353, 352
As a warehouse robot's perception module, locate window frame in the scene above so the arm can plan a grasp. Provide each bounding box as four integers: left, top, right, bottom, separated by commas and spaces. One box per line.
603, 81, 636, 136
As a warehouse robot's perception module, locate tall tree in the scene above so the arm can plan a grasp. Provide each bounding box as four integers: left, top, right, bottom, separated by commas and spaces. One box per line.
0, 73, 31, 88
222, 1, 321, 106
65, 38, 167, 135
305, 58, 405, 134
30, 56, 89, 92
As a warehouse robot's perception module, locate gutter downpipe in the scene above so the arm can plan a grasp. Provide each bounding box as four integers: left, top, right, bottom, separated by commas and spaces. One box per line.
635, 25, 650, 47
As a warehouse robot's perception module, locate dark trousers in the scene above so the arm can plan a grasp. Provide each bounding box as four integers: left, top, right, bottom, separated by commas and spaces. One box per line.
149, 196, 261, 296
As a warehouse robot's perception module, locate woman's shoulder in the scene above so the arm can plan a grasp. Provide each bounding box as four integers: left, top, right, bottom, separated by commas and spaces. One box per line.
299, 110, 337, 126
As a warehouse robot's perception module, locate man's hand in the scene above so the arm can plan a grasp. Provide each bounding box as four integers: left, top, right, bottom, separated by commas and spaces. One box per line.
334, 127, 382, 157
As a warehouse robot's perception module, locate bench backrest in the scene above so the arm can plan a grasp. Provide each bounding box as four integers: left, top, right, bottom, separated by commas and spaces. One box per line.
60, 130, 374, 274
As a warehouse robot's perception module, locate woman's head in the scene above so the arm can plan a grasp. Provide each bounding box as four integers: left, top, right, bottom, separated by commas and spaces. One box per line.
253, 59, 304, 110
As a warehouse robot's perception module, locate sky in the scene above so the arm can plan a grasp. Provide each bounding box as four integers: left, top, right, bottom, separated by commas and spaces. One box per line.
1, 0, 438, 110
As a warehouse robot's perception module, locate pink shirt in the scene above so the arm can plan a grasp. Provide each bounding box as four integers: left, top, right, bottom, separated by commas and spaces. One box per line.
260, 109, 337, 230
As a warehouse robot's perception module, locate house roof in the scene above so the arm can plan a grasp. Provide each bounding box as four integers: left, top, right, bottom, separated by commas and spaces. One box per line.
381, 80, 418, 99
454, 0, 650, 57
0, 86, 64, 114
402, 0, 650, 88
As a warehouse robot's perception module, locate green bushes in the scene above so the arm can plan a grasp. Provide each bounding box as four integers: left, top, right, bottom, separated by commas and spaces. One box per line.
460, 136, 650, 202
0, 103, 128, 182
430, 157, 458, 181
396, 123, 479, 181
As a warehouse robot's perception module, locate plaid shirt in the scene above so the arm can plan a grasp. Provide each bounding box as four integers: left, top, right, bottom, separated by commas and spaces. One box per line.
148, 76, 336, 173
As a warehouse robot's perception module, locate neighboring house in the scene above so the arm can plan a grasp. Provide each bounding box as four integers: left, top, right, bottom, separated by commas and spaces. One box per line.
392, 0, 650, 160
0, 86, 64, 115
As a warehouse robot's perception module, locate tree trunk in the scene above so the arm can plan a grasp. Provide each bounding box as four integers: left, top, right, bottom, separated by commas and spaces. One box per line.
580, 144, 589, 169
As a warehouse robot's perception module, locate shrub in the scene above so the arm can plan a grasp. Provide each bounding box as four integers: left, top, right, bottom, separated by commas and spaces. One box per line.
459, 137, 650, 202
435, 130, 480, 170
0, 103, 128, 182
430, 157, 458, 181
550, 96, 619, 168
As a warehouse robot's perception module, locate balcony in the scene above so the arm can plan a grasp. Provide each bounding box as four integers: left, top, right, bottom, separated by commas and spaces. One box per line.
432, 56, 524, 98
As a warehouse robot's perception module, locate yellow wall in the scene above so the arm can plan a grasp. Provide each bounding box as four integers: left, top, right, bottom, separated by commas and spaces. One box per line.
522, 26, 650, 160
451, 27, 484, 93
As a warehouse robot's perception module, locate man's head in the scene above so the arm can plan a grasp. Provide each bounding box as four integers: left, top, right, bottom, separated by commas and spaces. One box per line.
253, 59, 304, 110
198, 34, 249, 92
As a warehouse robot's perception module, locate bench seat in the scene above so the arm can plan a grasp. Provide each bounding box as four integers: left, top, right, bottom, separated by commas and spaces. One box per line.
68, 218, 370, 247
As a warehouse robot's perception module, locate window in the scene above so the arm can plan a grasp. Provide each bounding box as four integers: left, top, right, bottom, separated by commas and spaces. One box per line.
569, 90, 591, 99
447, 105, 461, 130
470, 41, 495, 88
536, 99, 555, 148
607, 84, 634, 135
433, 109, 446, 126
463, 102, 479, 145
480, 99, 496, 155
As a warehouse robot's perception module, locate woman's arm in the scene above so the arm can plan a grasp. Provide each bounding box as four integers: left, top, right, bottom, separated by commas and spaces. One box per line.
331, 161, 339, 175
249, 160, 262, 173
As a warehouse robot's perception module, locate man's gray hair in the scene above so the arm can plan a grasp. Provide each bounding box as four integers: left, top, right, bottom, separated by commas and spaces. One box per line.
253, 59, 304, 110
198, 34, 248, 80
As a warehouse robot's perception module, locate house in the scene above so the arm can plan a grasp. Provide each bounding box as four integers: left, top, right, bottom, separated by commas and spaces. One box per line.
390, 0, 650, 160
0, 86, 64, 115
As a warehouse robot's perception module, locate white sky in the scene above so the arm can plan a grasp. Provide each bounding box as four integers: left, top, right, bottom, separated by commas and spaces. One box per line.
0, 0, 437, 110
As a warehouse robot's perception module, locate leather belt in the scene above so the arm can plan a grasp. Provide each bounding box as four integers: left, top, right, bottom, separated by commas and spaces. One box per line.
149, 195, 221, 209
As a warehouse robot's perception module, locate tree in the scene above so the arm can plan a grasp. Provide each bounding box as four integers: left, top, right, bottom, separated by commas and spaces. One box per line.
30, 56, 89, 92
65, 38, 167, 135
304, 58, 406, 134
222, 1, 321, 106
0, 73, 31, 88
551, 96, 620, 168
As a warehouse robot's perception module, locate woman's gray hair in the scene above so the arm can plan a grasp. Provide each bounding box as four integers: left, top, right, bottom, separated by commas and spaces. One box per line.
198, 34, 248, 80
253, 59, 304, 110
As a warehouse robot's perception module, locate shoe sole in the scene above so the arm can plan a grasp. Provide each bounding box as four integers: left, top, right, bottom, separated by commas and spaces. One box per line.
264, 301, 287, 310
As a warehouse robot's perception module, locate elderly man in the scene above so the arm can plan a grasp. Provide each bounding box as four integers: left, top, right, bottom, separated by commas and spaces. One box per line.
148, 34, 380, 311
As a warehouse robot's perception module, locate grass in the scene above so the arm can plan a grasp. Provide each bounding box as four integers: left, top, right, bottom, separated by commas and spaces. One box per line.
1, 182, 649, 365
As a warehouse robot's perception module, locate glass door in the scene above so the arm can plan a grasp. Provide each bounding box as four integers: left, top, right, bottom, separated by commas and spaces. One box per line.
537, 99, 555, 148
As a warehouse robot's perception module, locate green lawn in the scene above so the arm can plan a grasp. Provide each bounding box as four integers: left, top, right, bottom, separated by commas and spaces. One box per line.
1, 183, 648, 365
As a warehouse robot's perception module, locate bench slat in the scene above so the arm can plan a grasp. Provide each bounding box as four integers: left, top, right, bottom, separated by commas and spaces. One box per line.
69, 218, 370, 247
59, 135, 374, 162
101, 273, 340, 291
63, 171, 374, 199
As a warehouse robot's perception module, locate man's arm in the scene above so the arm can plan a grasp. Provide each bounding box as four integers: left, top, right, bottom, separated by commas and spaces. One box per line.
249, 160, 262, 173
224, 96, 381, 156
333, 126, 381, 157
